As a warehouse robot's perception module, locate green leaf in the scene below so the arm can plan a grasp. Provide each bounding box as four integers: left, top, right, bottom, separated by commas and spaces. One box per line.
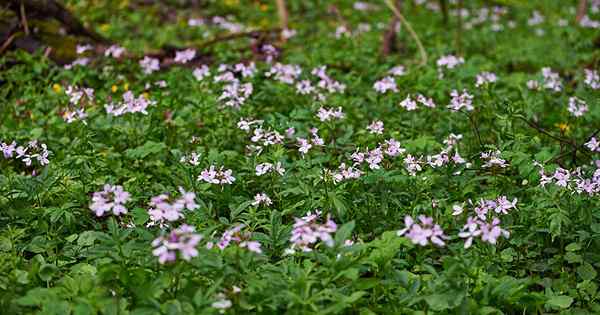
565, 243, 581, 252
125, 141, 167, 159
577, 263, 597, 281
38, 264, 58, 282
546, 295, 573, 309
335, 221, 355, 245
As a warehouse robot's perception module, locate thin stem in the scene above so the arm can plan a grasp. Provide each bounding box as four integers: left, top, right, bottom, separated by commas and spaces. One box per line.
384, 0, 428, 67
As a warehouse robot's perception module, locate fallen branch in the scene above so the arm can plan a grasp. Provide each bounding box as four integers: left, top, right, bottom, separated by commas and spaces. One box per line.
275, 0, 289, 41
382, 0, 401, 56
576, 0, 588, 23
384, 0, 428, 67
7, 0, 110, 43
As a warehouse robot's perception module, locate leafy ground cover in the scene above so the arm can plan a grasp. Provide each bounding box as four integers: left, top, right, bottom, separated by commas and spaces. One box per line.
1, 0, 600, 314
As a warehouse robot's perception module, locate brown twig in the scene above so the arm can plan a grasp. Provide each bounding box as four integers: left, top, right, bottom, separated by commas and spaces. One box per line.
382, 0, 401, 56
576, 0, 588, 23
20, 3, 30, 35
0, 33, 19, 55
328, 4, 350, 31
384, 0, 428, 67
275, 0, 289, 41
8, 0, 110, 43
439, 0, 449, 25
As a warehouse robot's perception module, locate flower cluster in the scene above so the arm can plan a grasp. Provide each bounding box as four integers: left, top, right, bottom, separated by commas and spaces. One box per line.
437, 55, 464, 70
265, 63, 302, 84
147, 188, 198, 227
475, 72, 497, 87
199, 166, 236, 185
452, 196, 515, 248
316, 106, 345, 122
287, 211, 337, 253
139, 56, 160, 74
400, 94, 437, 111
447, 89, 474, 112
541, 67, 562, 92
105, 91, 156, 116
1, 139, 50, 170
89, 184, 131, 217
584, 69, 600, 89
397, 215, 447, 246
481, 150, 509, 168
329, 163, 363, 183
585, 137, 600, 153
193, 65, 211, 81
458, 217, 510, 248
366, 120, 384, 134
208, 224, 262, 254
536, 162, 600, 196
567, 97, 588, 117
174, 49, 196, 64
105, 45, 125, 58
297, 128, 325, 156
62, 85, 93, 124
373, 76, 398, 94
152, 225, 202, 264
252, 193, 272, 207
255, 162, 285, 176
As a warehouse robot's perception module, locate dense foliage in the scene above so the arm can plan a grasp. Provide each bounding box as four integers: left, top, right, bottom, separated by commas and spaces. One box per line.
1, 0, 600, 314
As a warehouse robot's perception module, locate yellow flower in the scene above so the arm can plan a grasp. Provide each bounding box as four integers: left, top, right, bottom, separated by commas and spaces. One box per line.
100, 24, 110, 32
556, 123, 570, 133
224, 0, 239, 6
111, 85, 118, 93
52, 84, 62, 93
142, 92, 149, 99
123, 83, 129, 91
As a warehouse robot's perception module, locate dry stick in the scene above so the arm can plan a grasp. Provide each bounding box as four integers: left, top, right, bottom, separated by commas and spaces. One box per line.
20, 3, 30, 35
275, 0, 289, 40
8, 0, 110, 43
329, 5, 350, 30
382, 0, 401, 56
438, 0, 448, 25
0, 33, 19, 55
576, 0, 588, 23
384, 0, 428, 67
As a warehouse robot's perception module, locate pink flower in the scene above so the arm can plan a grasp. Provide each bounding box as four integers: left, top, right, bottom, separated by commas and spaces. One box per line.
567, 97, 588, 117
104, 45, 125, 58
288, 211, 337, 252
215, 224, 262, 254
198, 166, 236, 185
152, 224, 202, 263
475, 72, 497, 87
252, 193, 272, 207
140, 56, 160, 74
89, 184, 131, 217
399, 95, 418, 111
1, 141, 16, 158
397, 215, 447, 246
584, 69, 600, 89
174, 49, 196, 63
193, 65, 210, 81
373, 76, 398, 93
437, 55, 464, 70
367, 120, 384, 134
585, 137, 600, 152
447, 89, 474, 112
